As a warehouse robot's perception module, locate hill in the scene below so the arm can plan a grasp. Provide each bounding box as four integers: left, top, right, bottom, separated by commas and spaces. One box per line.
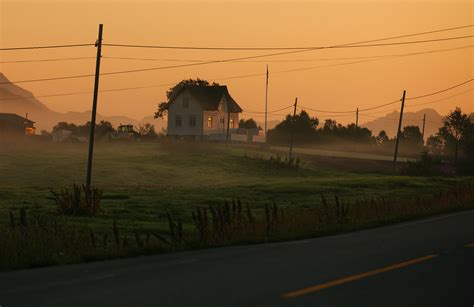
0, 73, 165, 131
361, 108, 443, 139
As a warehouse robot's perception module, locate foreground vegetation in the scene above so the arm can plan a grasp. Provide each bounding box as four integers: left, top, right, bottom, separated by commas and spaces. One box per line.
0, 141, 473, 270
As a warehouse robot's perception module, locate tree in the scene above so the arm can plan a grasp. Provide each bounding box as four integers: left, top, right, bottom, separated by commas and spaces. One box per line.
376, 130, 389, 145
437, 107, 470, 162
154, 79, 220, 119
77, 122, 92, 137
138, 123, 157, 140
267, 110, 318, 144
426, 135, 444, 155
400, 125, 424, 153
52, 122, 78, 134
96, 121, 115, 137
238, 118, 258, 129
401, 126, 423, 144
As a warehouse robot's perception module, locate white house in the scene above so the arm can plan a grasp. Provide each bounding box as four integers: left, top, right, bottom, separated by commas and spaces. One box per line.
167, 85, 243, 139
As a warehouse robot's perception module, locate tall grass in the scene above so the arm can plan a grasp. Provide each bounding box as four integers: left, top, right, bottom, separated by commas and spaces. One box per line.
50, 184, 102, 216
1, 184, 473, 271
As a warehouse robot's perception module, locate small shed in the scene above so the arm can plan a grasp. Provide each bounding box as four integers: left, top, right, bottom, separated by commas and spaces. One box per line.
0, 113, 36, 136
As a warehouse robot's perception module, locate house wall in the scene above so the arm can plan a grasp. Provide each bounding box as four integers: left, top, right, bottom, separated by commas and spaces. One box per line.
167, 89, 204, 136
202, 96, 239, 136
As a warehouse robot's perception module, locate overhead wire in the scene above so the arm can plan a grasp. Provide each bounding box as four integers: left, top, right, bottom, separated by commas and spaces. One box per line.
101, 24, 474, 50
0, 43, 94, 51
101, 44, 474, 63
2, 30, 474, 85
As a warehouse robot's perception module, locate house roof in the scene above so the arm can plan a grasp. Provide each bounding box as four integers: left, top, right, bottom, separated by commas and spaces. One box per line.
169, 85, 242, 113
0, 113, 35, 125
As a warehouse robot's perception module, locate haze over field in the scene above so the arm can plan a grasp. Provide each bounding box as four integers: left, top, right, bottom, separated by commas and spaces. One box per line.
1, 0, 472, 125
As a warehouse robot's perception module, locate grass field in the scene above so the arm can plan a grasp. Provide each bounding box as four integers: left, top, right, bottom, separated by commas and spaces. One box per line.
1, 141, 471, 231
1, 140, 473, 269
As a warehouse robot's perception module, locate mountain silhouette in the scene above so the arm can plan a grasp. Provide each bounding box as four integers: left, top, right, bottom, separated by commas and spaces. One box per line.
361, 108, 443, 139
0, 73, 165, 131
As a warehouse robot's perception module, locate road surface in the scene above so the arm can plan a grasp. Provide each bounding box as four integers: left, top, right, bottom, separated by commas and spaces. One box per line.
1, 209, 473, 307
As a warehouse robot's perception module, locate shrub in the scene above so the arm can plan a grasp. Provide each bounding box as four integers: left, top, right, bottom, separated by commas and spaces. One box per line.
401, 151, 445, 176
50, 184, 102, 216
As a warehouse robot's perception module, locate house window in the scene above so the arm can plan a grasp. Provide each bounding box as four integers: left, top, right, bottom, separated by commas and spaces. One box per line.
182, 97, 189, 108
230, 118, 234, 129
189, 115, 196, 127
175, 115, 182, 127
207, 116, 213, 128
219, 102, 224, 111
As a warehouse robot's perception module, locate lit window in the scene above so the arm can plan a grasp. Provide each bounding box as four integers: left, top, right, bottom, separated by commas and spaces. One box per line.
189, 115, 196, 127
175, 115, 182, 127
207, 116, 213, 128
230, 118, 234, 129
183, 97, 189, 108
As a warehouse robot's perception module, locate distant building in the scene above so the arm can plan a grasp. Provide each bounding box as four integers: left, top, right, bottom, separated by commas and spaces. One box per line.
166, 85, 242, 139
51, 129, 73, 142
0, 113, 36, 137
110, 124, 139, 141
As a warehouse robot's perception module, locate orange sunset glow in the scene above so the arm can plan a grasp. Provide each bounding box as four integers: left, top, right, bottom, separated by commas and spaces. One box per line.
1, 0, 472, 124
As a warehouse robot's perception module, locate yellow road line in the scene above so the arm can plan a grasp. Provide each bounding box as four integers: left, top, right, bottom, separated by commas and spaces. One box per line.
282, 254, 438, 299
465, 242, 474, 248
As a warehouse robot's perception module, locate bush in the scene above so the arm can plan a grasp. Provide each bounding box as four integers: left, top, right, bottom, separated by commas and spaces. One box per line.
401, 151, 445, 176
50, 184, 102, 216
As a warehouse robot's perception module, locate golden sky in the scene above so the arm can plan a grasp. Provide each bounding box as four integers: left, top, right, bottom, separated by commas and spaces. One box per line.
1, 0, 473, 123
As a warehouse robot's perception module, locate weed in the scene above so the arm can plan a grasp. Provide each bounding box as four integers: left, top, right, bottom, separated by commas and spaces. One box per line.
50, 184, 102, 216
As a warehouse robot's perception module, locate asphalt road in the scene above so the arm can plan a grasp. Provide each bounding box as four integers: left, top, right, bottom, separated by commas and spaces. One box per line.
1, 210, 474, 307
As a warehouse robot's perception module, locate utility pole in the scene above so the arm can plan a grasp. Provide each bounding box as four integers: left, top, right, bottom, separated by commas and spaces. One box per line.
264, 65, 269, 142
86, 24, 103, 192
392, 90, 406, 173
288, 97, 298, 161
421, 113, 426, 143
226, 98, 231, 145
355, 107, 359, 128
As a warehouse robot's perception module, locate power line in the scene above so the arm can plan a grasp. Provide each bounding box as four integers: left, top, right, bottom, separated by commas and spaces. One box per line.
2, 32, 473, 85
101, 44, 474, 63
0, 73, 96, 85
298, 105, 355, 114
102, 24, 474, 50
406, 78, 474, 100
406, 87, 474, 108
244, 105, 294, 114
359, 114, 424, 123
0, 43, 94, 51
0, 57, 96, 64
99, 36, 474, 77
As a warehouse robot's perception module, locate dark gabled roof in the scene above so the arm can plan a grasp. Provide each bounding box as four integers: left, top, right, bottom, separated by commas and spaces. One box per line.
0, 113, 35, 124
169, 85, 242, 113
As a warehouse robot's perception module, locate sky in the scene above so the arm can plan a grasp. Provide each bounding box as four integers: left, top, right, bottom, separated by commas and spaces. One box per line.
0, 0, 473, 124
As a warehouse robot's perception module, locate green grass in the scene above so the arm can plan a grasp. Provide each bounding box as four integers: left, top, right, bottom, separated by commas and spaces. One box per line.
1, 141, 471, 232
1, 140, 473, 270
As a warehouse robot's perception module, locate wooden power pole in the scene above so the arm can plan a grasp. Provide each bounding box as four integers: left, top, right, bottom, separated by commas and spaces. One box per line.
264, 65, 269, 142
421, 113, 426, 143
288, 97, 298, 161
226, 98, 231, 145
392, 90, 406, 173
355, 107, 359, 128
86, 24, 103, 192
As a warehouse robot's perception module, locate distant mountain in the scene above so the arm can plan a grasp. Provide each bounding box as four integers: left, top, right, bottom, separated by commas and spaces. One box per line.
361, 108, 443, 139
0, 73, 164, 131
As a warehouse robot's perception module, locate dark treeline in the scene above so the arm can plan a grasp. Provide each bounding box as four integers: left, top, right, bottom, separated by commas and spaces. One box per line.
44, 121, 159, 141
266, 110, 424, 154
266, 108, 473, 174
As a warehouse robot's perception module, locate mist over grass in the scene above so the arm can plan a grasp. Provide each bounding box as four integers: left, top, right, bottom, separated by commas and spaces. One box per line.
0, 140, 472, 269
